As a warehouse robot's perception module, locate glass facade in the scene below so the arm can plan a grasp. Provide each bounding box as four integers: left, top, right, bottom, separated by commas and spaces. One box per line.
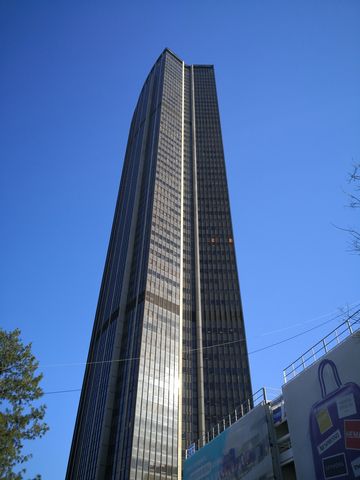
67, 49, 252, 480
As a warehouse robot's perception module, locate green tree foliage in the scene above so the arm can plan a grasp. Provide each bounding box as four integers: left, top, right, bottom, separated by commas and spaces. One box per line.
0, 328, 48, 479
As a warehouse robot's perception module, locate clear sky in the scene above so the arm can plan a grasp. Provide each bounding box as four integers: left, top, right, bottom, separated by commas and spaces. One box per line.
1, 0, 359, 478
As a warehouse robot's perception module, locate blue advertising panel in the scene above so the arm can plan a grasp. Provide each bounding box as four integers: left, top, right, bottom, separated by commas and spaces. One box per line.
283, 334, 360, 479
183, 404, 275, 480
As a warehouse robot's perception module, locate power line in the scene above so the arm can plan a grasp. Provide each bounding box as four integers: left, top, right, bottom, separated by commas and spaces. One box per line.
44, 389, 81, 395
197, 304, 357, 353
41, 305, 360, 369
42, 307, 360, 395
249, 306, 360, 355
257, 300, 360, 337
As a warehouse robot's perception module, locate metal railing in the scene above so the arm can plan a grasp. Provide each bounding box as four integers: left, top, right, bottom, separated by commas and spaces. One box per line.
185, 387, 267, 457
283, 310, 360, 383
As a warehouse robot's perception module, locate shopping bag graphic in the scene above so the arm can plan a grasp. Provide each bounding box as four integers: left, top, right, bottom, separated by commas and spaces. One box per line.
310, 359, 360, 479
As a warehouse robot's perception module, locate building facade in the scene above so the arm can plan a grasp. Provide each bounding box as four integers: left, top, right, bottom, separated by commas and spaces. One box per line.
66, 49, 252, 480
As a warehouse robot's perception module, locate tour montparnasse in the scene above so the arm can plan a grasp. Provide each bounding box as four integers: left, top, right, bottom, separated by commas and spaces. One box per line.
66, 48, 252, 480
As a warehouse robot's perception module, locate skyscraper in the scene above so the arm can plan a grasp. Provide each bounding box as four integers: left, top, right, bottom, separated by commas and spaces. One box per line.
66, 49, 252, 480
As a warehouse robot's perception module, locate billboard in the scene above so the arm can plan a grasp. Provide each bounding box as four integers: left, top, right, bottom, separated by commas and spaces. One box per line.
282, 333, 360, 479
183, 403, 276, 480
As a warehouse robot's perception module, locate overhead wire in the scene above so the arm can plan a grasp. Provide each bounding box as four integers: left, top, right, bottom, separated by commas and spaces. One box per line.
42, 305, 360, 395
44, 389, 81, 395
249, 306, 360, 354
257, 300, 360, 337
42, 302, 360, 368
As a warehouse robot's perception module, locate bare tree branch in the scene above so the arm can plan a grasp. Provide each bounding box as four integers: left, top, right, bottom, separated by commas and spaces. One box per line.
342, 163, 360, 254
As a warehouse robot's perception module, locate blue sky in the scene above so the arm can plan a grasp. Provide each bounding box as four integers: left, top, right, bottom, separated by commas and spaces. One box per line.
1, 1, 359, 478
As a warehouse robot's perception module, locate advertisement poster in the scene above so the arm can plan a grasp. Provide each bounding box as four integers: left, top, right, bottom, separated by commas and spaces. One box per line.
282, 334, 360, 479
183, 404, 275, 480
